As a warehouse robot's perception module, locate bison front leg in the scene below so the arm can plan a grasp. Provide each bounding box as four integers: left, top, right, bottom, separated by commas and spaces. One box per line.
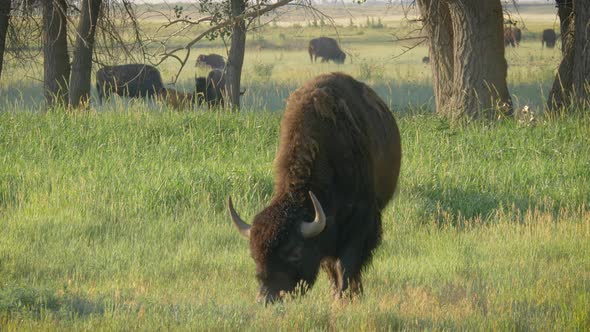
334, 256, 364, 300
321, 258, 340, 297
335, 207, 381, 300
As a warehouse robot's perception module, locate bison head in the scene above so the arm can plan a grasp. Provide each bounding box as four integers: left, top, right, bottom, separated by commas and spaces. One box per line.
228, 192, 326, 304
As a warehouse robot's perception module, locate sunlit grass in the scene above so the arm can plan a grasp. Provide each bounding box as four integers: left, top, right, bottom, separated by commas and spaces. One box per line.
1, 4, 588, 330
0, 109, 589, 330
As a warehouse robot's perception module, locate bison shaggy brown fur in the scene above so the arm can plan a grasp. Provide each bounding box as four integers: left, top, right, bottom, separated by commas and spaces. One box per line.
308, 37, 346, 64
542, 29, 557, 48
95, 64, 164, 103
195, 53, 225, 69
504, 27, 522, 47
157, 88, 194, 110
229, 72, 402, 304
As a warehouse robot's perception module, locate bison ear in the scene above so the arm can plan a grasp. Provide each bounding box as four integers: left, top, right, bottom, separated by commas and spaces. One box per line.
312, 87, 337, 119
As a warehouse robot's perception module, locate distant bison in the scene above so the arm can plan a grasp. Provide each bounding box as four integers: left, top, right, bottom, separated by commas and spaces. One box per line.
422, 56, 430, 64
96, 64, 163, 103
195, 53, 225, 69
542, 29, 557, 48
308, 37, 346, 64
157, 88, 194, 110
195, 69, 226, 108
504, 27, 522, 47
229, 72, 402, 304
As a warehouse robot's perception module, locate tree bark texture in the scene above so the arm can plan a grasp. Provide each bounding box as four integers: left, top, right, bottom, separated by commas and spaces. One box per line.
417, 0, 512, 120
416, 0, 454, 115
548, 0, 590, 111
0, 0, 11, 81
69, 0, 102, 108
43, 0, 70, 107
225, 0, 247, 111
571, 0, 590, 107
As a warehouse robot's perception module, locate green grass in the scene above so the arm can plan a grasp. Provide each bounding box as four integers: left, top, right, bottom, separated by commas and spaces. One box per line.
1, 3, 588, 330
0, 110, 589, 330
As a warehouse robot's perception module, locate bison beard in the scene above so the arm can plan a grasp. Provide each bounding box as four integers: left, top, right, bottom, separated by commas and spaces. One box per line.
229, 72, 402, 304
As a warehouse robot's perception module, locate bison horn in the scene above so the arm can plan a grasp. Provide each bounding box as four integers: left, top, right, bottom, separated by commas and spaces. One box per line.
301, 191, 326, 238
228, 197, 251, 239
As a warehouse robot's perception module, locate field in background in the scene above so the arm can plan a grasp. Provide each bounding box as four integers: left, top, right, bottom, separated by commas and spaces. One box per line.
1, 3, 589, 330
0, 3, 563, 113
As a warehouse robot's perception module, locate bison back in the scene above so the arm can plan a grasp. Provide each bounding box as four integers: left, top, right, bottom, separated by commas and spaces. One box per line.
96, 64, 164, 98
308, 37, 345, 63
275, 72, 401, 211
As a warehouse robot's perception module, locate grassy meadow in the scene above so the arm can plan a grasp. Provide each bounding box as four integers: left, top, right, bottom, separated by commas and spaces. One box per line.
1, 2, 590, 331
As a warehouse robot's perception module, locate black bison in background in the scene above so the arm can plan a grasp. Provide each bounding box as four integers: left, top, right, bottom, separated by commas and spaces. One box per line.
504, 27, 522, 47
422, 56, 430, 64
228, 72, 402, 304
195, 69, 226, 108
96, 64, 164, 103
308, 37, 346, 64
542, 29, 557, 48
195, 53, 225, 69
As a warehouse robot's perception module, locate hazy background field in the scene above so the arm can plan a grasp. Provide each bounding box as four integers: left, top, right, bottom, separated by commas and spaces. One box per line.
1, 2, 589, 331
0, 2, 563, 113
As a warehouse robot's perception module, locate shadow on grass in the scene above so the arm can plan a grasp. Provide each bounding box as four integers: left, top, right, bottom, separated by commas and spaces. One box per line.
0, 286, 105, 318
413, 185, 565, 226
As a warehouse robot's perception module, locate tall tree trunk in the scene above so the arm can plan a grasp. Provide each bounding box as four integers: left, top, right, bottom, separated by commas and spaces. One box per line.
417, 0, 512, 120
225, 0, 246, 111
0, 0, 11, 81
571, 0, 590, 107
43, 0, 70, 107
69, 0, 102, 108
548, 0, 575, 110
446, 0, 511, 119
548, 0, 590, 111
416, 0, 454, 115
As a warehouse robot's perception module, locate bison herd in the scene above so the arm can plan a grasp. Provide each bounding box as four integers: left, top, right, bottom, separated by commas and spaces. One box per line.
94, 37, 348, 110
95, 63, 228, 110
503, 26, 559, 49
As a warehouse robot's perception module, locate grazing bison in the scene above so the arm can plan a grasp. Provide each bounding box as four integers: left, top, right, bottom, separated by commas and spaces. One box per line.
228, 72, 402, 304
542, 29, 557, 48
504, 27, 522, 47
157, 88, 194, 110
195, 69, 226, 108
195, 53, 225, 69
422, 56, 430, 64
308, 37, 346, 64
95, 64, 164, 103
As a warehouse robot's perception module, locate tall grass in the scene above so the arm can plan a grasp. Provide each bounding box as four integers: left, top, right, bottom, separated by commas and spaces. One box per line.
1, 5, 588, 330
0, 110, 589, 330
